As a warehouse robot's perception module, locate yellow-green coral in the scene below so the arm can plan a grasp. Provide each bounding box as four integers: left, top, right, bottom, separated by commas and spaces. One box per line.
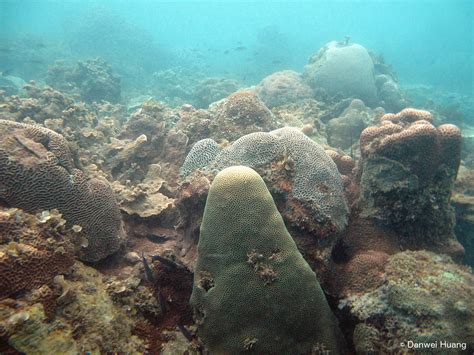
190, 166, 344, 354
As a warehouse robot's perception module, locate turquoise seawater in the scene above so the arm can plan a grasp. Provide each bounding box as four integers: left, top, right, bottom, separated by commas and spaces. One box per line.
1, 0, 472, 94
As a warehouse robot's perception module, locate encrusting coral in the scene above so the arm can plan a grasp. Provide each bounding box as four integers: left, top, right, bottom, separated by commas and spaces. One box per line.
0, 261, 147, 353
191, 166, 345, 354
0, 119, 124, 262
341, 251, 474, 353
0, 208, 76, 300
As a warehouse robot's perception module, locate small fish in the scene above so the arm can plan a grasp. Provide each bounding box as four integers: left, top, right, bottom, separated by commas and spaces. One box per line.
1, 68, 13, 76
223, 50, 229, 55
178, 324, 195, 342
272, 59, 283, 65
152, 254, 184, 271
146, 234, 170, 244
141, 252, 156, 283
234, 46, 247, 51
157, 287, 167, 314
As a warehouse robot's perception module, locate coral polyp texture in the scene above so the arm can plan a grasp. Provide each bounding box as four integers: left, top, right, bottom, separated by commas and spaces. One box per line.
0, 208, 75, 299
255, 70, 313, 108
357, 109, 463, 255
191, 166, 344, 354
342, 251, 474, 353
0, 119, 124, 262
182, 127, 348, 237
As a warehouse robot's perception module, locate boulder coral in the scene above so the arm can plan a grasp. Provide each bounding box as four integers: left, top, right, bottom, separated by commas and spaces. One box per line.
303, 41, 378, 106
190, 166, 345, 354
0, 120, 124, 262
255, 70, 313, 108
182, 127, 348, 237
209, 91, 279, 140
357, 109, 463, 256
326, 99, 383, 151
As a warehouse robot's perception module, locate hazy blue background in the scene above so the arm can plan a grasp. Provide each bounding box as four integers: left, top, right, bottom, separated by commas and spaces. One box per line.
0, 0, 472, 94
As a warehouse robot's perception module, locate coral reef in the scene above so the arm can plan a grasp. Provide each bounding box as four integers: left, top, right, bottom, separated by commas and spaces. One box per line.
452, 166, 474, 267
0, 261, 147, 353
0, 120, 124, 262
375, 74, 409, 113
208, 91, 279, 140
193, 77, 240, 108
0, 208, 76, 300
255, 70, 313, 108
181, 127, 348, 240
191, 166, 345, 354
357, 109, 463, 257
340, 251, 474, 353
326, 99, 383, 151
47, 58, 121, 103
303, 41, 378, 106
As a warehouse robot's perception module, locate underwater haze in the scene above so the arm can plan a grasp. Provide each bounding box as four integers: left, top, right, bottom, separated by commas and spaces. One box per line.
0, 0, 474, 354
1, 0, 473, 92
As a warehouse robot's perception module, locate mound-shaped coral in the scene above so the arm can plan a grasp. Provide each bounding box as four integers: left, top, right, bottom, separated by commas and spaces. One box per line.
0, 120, 124, 262
326, 99, 383, 151
255, 70, 313, 108
303, 41, 378, 106
341, 251, 474, 353
357, 109, 462, 256
182, 127, 348, 237
209, 91, 279, 140
193, 77, 240, 108
191, 166, 344, 354
0, 208, 76, 299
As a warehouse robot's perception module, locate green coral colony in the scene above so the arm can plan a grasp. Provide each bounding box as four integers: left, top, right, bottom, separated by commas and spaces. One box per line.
0, 17, 473, 354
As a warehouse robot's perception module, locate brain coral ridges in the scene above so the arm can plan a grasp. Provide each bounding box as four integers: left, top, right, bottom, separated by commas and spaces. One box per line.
191, 166, 345, 354
0, 119, 124, 262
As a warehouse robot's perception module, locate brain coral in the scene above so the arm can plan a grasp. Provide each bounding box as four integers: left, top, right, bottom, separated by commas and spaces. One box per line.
0, 120, 124, 262
183, 127, 348, 236
255, 70, 313, 108
341, 250, 474, 353
180, 138, 220, 177
191, 166, 345, 354
303, 41, 378, 106
357, 109, 462, 252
